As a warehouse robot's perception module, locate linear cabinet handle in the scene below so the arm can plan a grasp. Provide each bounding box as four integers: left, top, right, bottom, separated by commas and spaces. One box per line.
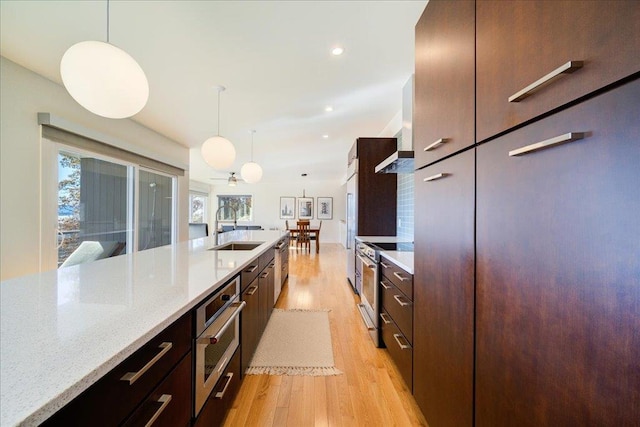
424, 138, 448, 151
423, 173, 448, 182
260, 271, 270, 279
246, 285, 258, 296
215, 373, 234, 399
380, 261, 390, 268
380, 280, 392, 290
380, 313, 393, 325
144, 394, 172, 427
393, 333, 411, 350
244, 265, 258, 273
121, 342, 173, 385
393, 294, 411, 307
509, 60, 583, 102
509, 132, 585, 157
393, 272, 409, 282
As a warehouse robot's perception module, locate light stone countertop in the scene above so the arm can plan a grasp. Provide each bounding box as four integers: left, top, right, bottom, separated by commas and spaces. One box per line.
0, 230, 287, 427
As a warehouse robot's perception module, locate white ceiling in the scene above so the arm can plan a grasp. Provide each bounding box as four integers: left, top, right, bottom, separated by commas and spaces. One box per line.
0, 0, 426, 184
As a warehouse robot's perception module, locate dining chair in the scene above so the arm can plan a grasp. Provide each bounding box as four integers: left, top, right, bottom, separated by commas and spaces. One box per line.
296, 220, 311, 252
310, 220, 321, 250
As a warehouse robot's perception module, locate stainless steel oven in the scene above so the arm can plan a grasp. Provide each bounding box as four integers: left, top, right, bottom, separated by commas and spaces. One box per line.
356, 242, 381, 347
194, 276, 245, 416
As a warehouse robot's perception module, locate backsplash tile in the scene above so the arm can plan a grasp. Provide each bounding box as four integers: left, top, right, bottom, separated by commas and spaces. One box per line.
397, 173, 414, 241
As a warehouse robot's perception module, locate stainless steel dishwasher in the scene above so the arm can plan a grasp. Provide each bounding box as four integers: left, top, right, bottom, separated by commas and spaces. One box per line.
273, 237, 288, 302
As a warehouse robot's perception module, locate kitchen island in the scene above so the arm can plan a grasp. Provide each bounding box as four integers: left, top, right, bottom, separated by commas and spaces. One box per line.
0, 230, 287, 426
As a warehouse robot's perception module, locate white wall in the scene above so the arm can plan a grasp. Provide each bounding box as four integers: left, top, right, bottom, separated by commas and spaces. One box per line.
205, 179, 346, 244
0, 57, 190, 280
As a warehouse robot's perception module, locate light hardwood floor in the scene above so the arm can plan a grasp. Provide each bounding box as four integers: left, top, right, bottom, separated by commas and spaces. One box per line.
224, 243, 428, 427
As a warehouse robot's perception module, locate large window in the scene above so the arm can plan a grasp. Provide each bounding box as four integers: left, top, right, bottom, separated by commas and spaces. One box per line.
189, 192, 208, 223
217, 195, 253, 222
55, 145, 177, 267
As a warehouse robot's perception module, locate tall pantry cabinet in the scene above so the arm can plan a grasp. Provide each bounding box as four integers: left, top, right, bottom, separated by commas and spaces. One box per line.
413, 0, 640, 426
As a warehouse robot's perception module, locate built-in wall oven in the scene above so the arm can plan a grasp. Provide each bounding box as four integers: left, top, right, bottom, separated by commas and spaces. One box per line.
356, 242, 381, 347
193, 276, 246, 416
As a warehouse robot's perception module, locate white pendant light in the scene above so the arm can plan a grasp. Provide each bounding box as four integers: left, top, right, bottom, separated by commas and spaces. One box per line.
241, 130, 263, 184
201, 86, 236, 170
60, 0, 148, 119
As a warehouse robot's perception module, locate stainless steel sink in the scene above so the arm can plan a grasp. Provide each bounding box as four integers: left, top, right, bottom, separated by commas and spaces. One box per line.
209, 242, 264, 251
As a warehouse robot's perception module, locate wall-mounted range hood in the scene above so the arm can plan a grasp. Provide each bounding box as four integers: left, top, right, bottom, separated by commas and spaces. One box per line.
376, 75, 414, 174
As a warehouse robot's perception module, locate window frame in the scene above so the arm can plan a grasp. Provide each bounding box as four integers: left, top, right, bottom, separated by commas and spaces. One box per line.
216, 194, 253, 223
189, 191, 209, 224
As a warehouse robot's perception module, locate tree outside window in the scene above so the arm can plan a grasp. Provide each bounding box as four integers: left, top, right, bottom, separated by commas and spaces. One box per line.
217, 195, 252, 222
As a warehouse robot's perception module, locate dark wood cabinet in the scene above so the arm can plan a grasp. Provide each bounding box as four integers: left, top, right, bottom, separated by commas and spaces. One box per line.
241, 277, 260, 375
349, 137, 397, 236
122, 352, 192, 427
476, 0, 640, 142
42, 313, 192, 426
380, 307, 413, 391
414, 0, 475, 169
475, 79, 640, 426
413, 148, 475, 427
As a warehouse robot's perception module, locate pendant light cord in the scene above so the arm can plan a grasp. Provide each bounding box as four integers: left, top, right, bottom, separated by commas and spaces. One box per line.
217, 89, 221, 135
106, 0, 110, 43
250, 130, 255, 161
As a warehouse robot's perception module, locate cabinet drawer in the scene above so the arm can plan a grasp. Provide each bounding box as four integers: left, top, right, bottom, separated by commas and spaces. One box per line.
259, 249, 275, 273
241, 259, 260, 291
122, 352, 192, 427
380, 256, 413, 299
380, 277, 413, 345
194, 347, 241, 427
380, 308, 413, 391
476, 0, 640, 142
43, 312, 192, 426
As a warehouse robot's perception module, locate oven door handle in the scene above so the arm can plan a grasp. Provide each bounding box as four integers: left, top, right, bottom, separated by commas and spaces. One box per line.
357, 253, 376, 269
198, 301, 246, 344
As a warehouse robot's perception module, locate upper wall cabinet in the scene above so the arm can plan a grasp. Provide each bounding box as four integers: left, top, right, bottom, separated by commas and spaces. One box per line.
476, 0, 640, 143
414, 0, 475, 169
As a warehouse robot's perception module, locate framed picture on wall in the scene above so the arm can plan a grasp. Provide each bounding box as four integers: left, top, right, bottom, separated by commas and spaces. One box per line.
280, 197, 295, 219
298, 197, 314, 220
317, 197, 333, 220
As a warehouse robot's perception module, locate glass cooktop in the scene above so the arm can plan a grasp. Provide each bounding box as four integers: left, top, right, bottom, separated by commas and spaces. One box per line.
369, 242, 414, 252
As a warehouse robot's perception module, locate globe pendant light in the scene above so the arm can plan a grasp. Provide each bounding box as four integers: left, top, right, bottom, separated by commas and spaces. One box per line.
241, 130, 263, 184
201, 86, 236, 170
60, 0, 149, 119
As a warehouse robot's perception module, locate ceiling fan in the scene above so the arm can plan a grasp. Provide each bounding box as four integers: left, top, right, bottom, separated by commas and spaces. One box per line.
210, 172, 244, 187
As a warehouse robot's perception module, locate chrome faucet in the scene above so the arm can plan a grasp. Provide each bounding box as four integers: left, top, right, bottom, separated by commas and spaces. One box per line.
214, 205, 237, 246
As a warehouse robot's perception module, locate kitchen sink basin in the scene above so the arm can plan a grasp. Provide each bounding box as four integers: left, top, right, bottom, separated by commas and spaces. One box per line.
209, 242, 264, 251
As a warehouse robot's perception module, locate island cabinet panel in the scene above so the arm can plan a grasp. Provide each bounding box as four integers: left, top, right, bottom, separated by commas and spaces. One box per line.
475, 79, 640, 426
122, 352, 192, 427
241, 276, 260, 375
413, 148, 475, 427
476, 0, 640, 143
414, 0, 475, 169
42, 312, 192, 426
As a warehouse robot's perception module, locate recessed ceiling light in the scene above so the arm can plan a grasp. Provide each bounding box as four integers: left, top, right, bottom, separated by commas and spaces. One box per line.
301, 173, 308, 177
331, 46, 344, 56
324, 106, 333, 112
322, 134, 329, 139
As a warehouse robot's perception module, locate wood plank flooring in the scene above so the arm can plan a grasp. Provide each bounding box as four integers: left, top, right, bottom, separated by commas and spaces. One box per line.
224, 244, 428, 427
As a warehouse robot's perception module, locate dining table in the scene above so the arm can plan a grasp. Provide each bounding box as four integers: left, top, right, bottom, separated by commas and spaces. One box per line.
287, 225, 321, 253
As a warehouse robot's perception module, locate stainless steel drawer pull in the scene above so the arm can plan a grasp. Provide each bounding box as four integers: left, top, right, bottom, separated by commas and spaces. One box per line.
424, 138, 448, 152
144, 394, 172, 427
424, 173, 448, 182
121, 342, 173, 385
246, 285, 258, 296
260, 271, 269, 279
509, 132, 585, 157
380, 280, 392, 290
393, 272, 410, 282
393, 294, 411, 307
214, 373, 234, 399
380, 261, 390, 268
393, 333, 411, 350
380, 313, 393, 325
509, 60, 583, 103
244, 265, 258, 273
